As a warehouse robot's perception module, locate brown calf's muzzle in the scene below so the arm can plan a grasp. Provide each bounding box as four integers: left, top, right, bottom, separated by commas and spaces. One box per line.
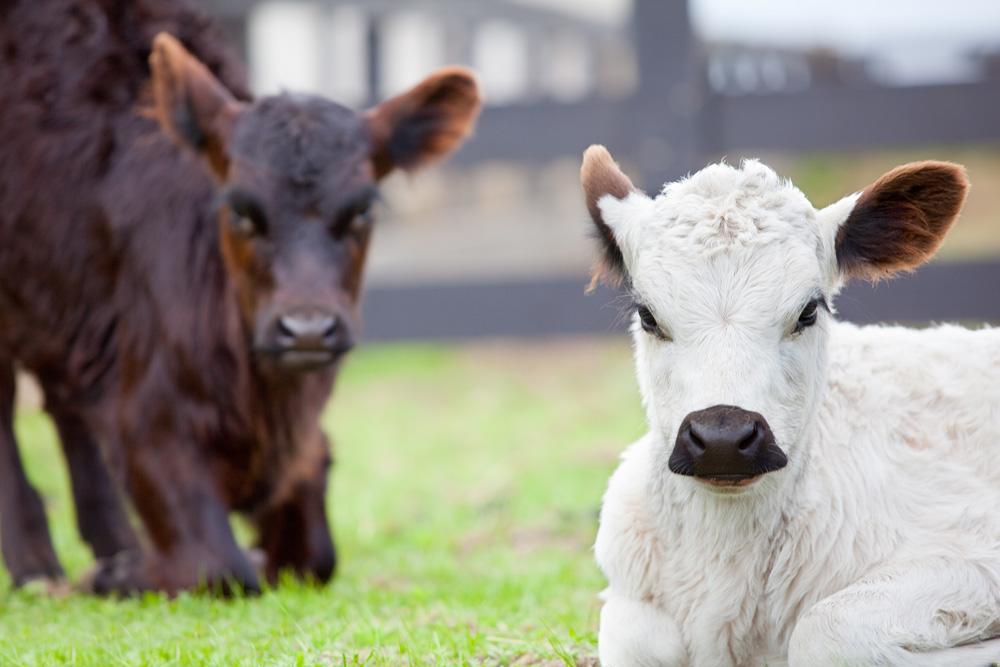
669, 405, 787, 483
257, 305, 356, 372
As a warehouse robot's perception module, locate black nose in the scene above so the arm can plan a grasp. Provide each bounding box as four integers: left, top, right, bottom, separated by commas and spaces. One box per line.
275, 311, 338, 349
669, 405, 787, 479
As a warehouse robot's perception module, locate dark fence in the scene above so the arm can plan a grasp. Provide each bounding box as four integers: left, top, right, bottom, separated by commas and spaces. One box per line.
361, 259, 1000, 342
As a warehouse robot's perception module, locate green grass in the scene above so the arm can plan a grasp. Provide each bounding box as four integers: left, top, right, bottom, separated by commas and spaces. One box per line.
0, 339, 644, 666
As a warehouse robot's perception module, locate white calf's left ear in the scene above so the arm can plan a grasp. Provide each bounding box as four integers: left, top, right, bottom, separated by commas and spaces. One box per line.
820, 161, 968, 282
580, 145, 651, 289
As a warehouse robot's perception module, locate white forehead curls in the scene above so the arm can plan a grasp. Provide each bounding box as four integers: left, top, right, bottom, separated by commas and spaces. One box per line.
581, 146, 968, 294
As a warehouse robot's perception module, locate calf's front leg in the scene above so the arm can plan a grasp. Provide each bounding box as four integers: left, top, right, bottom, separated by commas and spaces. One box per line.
0, 361, 64, 586
254, 434, 335, 585
85, 434, 258, 596
788, 557, 1000, 667
599, 590, 688, 667
44, 398, 139, 560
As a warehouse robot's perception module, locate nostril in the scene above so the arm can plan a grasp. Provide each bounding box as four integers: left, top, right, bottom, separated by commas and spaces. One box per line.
737, 422, 760, 453
276, 316, 296, 340
320, 317, 338, 340
276, 313, 338, 344
685, 424, 706, 456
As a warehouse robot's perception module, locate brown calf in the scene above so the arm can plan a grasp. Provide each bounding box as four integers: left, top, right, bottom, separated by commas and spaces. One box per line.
0, 0, 480, 594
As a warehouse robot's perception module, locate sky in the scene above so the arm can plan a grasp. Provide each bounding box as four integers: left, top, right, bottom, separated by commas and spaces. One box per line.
247, 0, 1000, 99
516, 0, 1000, 52
515, 0, 1000, 84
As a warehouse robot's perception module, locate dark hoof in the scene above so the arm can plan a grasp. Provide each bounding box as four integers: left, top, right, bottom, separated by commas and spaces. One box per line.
4, 538, 65, 587
244, 547, 268, 574
78, 550, 261, 597
78, 550, 144, 596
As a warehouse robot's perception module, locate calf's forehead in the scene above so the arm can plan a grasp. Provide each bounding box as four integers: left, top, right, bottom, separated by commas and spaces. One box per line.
647, 161, 818, 251
231, 95, 372, 188
632, 242, 823, 328
628, 162, 827, 313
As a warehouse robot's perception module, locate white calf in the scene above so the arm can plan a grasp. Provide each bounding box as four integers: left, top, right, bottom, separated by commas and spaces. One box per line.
581, 147, 1000, 666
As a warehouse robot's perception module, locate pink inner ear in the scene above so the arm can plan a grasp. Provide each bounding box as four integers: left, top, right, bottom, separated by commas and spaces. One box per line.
835, 161, 968, 281
366, 67, 481, 179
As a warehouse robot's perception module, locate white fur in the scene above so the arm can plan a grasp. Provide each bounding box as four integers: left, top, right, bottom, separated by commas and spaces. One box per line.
594, 160, 1000, 666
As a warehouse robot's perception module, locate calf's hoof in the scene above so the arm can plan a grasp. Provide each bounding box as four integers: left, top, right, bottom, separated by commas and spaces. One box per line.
79, 550, 262, 597
4, 535, 65, 587
78, 550, 146, 596
17, 575, 72, 598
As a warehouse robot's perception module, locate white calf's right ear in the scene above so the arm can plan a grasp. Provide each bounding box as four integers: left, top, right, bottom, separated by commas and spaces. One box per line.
580, 145, 648, 290
821, 161, 968, 282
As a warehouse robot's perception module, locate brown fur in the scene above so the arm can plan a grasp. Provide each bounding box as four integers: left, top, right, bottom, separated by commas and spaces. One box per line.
580, 145, 638, 290
149, 32, 244, 177
836, 161, 969, 281
0, 0, 479, 595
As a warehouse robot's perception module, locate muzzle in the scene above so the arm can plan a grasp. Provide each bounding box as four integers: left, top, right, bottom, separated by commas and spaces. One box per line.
668, 405, 788, 482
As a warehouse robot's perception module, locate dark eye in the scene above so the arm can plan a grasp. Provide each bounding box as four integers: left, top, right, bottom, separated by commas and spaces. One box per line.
636, 304, 668, 339
332, 200, 375, 238
227, 193, 267, 238
230, 214, 263, 238
794, 299, 821, 333
350, 207, 374, 233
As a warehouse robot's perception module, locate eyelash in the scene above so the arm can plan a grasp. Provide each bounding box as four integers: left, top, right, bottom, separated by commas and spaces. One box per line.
636, 304, 670, 341
331, 204, 375, 238
793, 298, 824, 334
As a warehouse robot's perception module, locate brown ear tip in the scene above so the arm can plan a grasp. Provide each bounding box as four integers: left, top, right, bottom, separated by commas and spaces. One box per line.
938, 161, 969, 190
581, 145, 610, 179
150, 32, 189, 75
151, 32, 181, 54
904, 160, 970, 189
437, 65, 478, 83
582, 144, 611, 163
431, 66, 481, 102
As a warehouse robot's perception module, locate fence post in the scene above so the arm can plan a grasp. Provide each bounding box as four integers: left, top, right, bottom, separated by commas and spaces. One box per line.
630, 0, 707, 191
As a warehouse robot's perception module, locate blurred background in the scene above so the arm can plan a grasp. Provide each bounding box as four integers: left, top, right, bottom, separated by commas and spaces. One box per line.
199, 0, 1000, 341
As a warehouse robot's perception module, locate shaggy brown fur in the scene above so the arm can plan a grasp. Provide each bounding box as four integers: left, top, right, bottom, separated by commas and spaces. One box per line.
0, 0, 479, 595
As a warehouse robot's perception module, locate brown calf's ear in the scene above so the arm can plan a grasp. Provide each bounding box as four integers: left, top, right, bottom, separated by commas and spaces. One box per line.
149, 32, 245, 179
366, 67, 482, 179
581, 144, 638, 290
836, 161, 968, 282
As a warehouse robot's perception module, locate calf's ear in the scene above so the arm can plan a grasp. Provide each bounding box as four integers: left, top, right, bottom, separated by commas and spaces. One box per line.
580, 145, 641, 289
366, 67, 482, 179
827, 161, 968, 282
149, 32, 245, 179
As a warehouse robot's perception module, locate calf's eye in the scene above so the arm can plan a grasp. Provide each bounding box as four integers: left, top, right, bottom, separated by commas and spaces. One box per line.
636, 305, 669, 340
226, 194, 268, 238
351, 209, 374, 234
231, 215, 262, 238
794, 299, 821, 333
